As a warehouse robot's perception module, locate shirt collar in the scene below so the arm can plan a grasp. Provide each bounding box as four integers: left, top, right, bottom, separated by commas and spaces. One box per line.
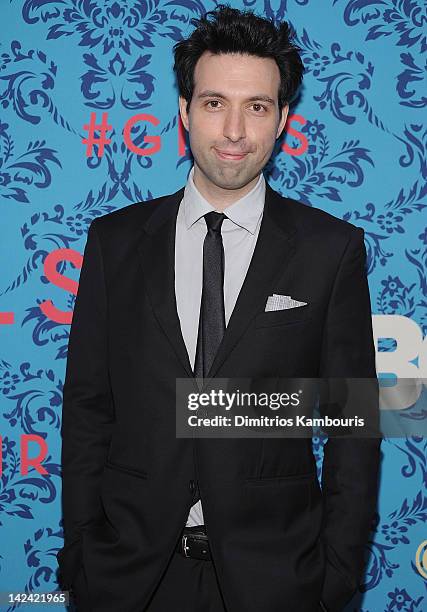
183, 166, 265, 235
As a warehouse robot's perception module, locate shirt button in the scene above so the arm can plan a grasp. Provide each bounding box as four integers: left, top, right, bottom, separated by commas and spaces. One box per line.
189, 480, 196, 493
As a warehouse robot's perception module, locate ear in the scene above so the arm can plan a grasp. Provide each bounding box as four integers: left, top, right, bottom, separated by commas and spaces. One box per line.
276, 104, 289, 139
179, 96, 190, 132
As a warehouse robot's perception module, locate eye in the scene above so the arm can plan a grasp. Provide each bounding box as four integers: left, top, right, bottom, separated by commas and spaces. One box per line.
251, 103, 267, 113
206, 100, 222, 109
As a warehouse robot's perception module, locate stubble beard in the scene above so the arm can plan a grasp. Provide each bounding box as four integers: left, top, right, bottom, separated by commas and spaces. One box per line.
197, 150, 260, 192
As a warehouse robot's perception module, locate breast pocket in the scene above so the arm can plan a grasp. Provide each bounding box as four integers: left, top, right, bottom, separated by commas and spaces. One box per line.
255, 303, 313, 328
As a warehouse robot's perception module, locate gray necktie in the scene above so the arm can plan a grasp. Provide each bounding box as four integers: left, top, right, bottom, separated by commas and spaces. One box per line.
193, 211, 227, 379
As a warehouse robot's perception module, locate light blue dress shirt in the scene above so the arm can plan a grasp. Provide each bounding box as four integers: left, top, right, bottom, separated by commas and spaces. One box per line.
175, 165, 266, 526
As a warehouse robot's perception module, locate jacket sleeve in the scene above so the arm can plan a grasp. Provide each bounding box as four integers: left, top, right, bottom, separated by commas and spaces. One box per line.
318, 227, 382, 612
57, 219, 114, 589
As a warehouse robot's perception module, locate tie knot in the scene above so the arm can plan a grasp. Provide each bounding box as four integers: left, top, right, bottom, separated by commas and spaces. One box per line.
204, 211, 226, 232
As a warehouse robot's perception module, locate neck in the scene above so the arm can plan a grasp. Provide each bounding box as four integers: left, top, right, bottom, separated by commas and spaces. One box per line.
192, 164, 260, 211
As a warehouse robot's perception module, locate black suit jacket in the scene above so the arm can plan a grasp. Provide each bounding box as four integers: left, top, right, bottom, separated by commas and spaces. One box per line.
57, 181, 381, 612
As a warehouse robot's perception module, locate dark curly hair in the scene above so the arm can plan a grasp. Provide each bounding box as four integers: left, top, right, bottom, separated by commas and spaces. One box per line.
173, 4, 304, 113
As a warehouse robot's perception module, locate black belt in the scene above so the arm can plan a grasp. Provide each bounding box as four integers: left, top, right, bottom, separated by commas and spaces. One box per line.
175, 526, 211, 561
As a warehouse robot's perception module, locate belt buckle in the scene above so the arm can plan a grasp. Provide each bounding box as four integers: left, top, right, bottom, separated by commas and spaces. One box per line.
182, 534, 190, 558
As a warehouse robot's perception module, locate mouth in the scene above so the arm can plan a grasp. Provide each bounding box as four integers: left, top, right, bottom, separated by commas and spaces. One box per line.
214, 148, 249, 161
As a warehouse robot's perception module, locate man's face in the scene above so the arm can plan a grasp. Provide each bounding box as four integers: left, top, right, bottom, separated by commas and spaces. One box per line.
179, 52, 288, 193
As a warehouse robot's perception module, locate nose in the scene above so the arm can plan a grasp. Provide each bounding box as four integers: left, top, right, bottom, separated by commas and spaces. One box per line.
222, 108, 246, 142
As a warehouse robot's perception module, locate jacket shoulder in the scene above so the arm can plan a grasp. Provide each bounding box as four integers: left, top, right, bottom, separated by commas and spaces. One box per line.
90, 188, 184, 236
287, 195, 362, 238
268, 184, 364, 249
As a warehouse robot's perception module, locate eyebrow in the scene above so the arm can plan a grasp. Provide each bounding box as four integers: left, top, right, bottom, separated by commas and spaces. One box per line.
197, 90, 275, 105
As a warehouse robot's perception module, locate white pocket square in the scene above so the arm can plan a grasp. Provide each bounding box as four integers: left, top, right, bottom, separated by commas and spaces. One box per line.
265, 294, 308, 312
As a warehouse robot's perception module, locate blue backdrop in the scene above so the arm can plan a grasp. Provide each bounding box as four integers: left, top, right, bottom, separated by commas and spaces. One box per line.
0, 1, 426, 610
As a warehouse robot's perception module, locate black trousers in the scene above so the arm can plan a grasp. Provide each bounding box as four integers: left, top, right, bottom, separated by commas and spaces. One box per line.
72, 552, 328, 612
145, 550, 227, 612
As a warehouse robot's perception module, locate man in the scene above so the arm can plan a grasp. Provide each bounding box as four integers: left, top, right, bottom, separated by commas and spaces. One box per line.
57, 6, 381, 612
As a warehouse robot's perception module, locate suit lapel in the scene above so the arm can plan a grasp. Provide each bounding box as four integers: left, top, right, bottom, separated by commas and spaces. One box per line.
207, 182, 298, 378
137, 187, 194, 378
